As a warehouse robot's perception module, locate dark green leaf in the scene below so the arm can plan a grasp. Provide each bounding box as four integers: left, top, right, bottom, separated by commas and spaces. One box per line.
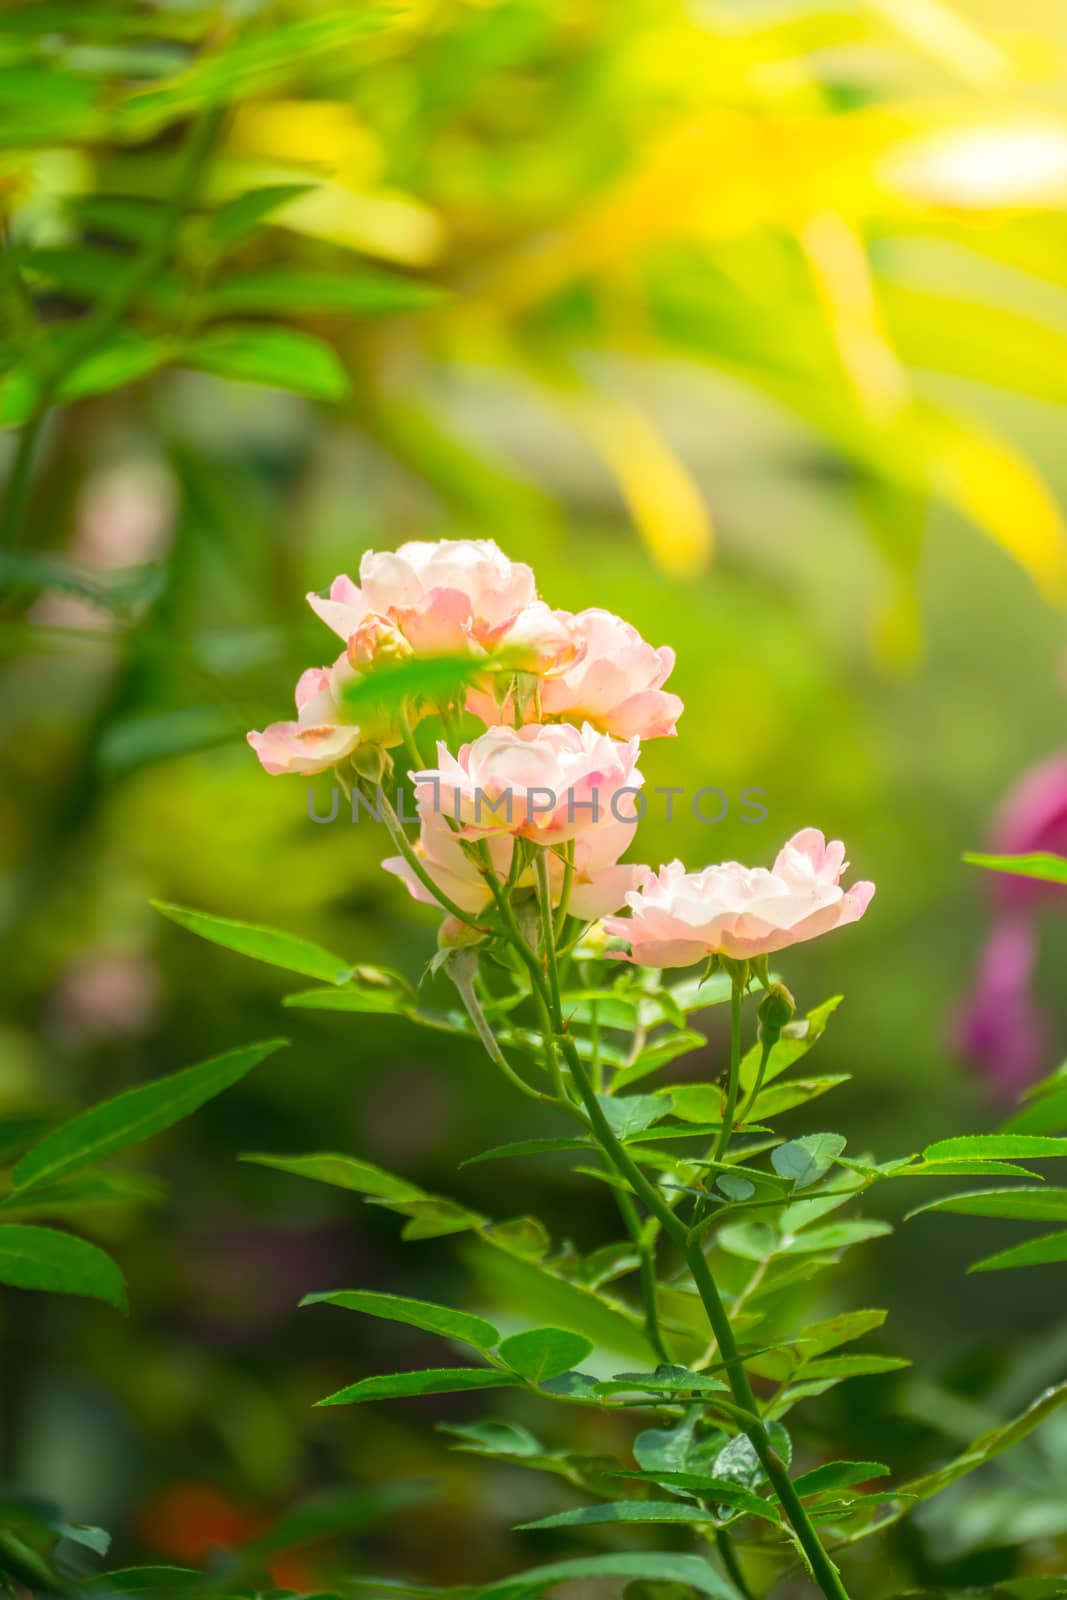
474, 1553, 742, 1600
13, 1040, 286, 1193
315, 1368, 521, 1407
772, 1133, 847, 1187
299, 1289, 499, 1349
518, 1501, 717, 1530
970, 1230, 1067, 1272
183, 325, 349, 401
499, 1327, 593, 1383
152, 901, 353, 984
793, 1461, 889, 1497
0, 1224, 126, 1310
207, 266, 444, 316
923, 1135, 1067, 1162
908, 1187, 1067, 1222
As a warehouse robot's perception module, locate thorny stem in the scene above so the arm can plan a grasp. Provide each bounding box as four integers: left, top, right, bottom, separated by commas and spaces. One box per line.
466, 858, 850, 1597
556, 1033, 851, 1600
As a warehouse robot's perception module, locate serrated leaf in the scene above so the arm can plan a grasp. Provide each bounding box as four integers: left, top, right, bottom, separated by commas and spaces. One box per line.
13, 1041, 286, 1193
461, 1137, 594, 1167
970, 1230, 1067, 1272
797, 1355, 909, 1379
798, 1309, 888, 1357
923, 1135, 1067, 1162
0, 1224, 127, 1310
599, 1094, 670, 1139
772, 1133, 847, 1187
474, 1552, 741, 1600
182, 325, 349, 401
793, 1461, 889, 1497
617, 1470, 781, 1525
1002, 1089, 1067, 1136
499, 1327, 593, 1383
518, 1500, 717, 1531
152, 901, 354, 984
908, 1187, 1067, 1222
316, 1367, 521, 1406
241, 1150, 422, 1200
299, 1289, 498, 1350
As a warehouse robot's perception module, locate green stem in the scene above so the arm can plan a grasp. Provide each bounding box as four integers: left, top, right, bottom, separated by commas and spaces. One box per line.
447, 955, 555, 1105
534, 847, 563, 1029
715, 1528, 755, 1600
736, 1032, 774, 1127
713, 973, 745, 1165
376, 786, 485, 931
558, 1033, 851, 1600
616, 1186, 669, 1363
0, 103, 225, 551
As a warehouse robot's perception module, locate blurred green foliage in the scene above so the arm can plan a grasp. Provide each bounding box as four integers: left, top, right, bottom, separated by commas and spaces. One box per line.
5, 0, 1067, 1593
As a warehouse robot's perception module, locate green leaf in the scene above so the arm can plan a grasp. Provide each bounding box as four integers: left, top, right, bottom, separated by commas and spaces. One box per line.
241, 1150, 421, 1200
0, 1224, 127, 1310
780, 1220, 892, 1254
315, 1368, 521, 1407
739, 996, 842, 1092
299, 1289, 499, 1350
712, 1422, 792, 1491
793, 1461, 889, 1497
964, 851, 1067, 885
895, 1158, 1043, 1179
908, 1187, 1067, 1222
207, 185, 314, 249
499, 1327, 593, 1383
923, 1135, 1067, 1162
206, 266, 444, 317
13, 1040, 286, 1193
970, 1230, 1067, 1272
518, 1501, 718, 1530
599, 1094, 670, 1139
243, 1149, 487, 1240
474, 1553, 742, 1600
797, 1355, 910, 1379
283, 982, 413, 1016
1002, 1089, 1067, 1136
772, 1133, 847, 1187
182, 326, 349, 401
618, 1471, 781, 1525
0, 1167, 165, 1219
596, 1365, 726, 1398
152, 901, 354, 984
798, 1309, 888, 1357
461, 1137, 594, 1167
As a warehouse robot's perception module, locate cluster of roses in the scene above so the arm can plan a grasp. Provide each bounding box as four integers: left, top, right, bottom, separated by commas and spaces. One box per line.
249, 539, 873, 964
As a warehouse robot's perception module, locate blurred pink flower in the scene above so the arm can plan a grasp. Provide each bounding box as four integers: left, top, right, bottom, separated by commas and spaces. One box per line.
383, 804, 649, 920
955, 753, 1067, 1096
469, 606, 682, 739
412, 722, 644, 846
308, 538, 536, 658
248, 654, 397, 776
605, 828, 874, 967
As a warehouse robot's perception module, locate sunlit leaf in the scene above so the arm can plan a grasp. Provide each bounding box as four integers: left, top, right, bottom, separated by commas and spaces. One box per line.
153, 901, 355, 984
299, 1289, 499, 1350
0, 1224, 127, 1311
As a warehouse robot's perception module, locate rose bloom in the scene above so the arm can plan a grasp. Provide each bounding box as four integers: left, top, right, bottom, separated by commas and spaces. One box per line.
412, 722, 644, 846
383, 805, 649, 921
248, 654, 398, 777
308, 538, 537, 657
604, 829, 874, 967
469, 607, 682, 739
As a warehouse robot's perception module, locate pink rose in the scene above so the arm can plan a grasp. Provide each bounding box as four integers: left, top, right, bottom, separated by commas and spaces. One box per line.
604, 828, 875, 967
469, 607, 682, 739
383, 805, 649, 920
308, 538, 536, 658
412, 722, 644, 847
247, 654, 398, 777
